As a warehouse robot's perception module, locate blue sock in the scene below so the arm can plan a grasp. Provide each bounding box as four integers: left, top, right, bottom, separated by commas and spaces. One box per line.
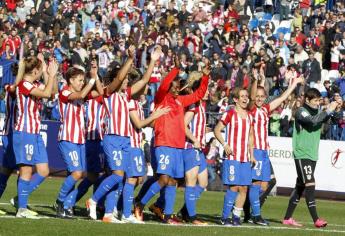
136, 177, 156, 202
115, 181, 124, 212
92, 174, 123, 202
18, 178, 30, 209
28, 173, 45, 194
222, 189, 238, 219
155, 187, 165, 209
194, 185, 205, 200
122, 183, 135, 218
105, 189, 116, 214
164, 185, 177, 215
0, 173, 10, 198
75, 178, 93, 203
57, 175, 77, 202
185, 186, 196, 217
64, 188, 79, 209
140, 181, 161, 205
249, 185, 261, 216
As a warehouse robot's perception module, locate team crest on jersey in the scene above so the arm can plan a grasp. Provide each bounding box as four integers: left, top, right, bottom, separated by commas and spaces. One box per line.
116, 159, 122, 166
26, 154, 32, 161
72, 159, 79, 167
307, 174, 311, 180
256, 169, 261, 176
161, 163, 167, 170
229, 174, 235, 181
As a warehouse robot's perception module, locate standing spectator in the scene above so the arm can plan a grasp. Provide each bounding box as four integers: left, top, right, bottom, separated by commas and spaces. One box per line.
302, 51, 321, 87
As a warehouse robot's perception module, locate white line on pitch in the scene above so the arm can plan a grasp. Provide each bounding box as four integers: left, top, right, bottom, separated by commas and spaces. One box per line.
1, 215, 345, 234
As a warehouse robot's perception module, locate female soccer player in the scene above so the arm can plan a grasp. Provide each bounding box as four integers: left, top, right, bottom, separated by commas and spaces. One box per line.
0, 60, 25, 215
178, 75, 209, 225
86, 46, 164, 223
55, 64, 103, 218
246, 71, 304, 225
214, 88, 254, 226
122, 79, 170, 223
283, 88, 340, 228
13, 56, 58, 218
135, 59, 210, 225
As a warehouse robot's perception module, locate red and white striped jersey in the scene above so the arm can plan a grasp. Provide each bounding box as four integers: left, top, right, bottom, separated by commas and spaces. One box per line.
15, 80, 43, 134
249, 104, 270, 150
103, 88, 132, 137
2, 85, 17, 135
85, 96, 107, 140
185, 102, 207, 149
58, 86, 87, 144
221, 109, 253, 162
128, 99, 145, 148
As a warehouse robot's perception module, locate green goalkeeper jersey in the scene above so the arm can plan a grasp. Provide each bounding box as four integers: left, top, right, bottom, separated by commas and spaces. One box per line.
292, 104, 331, 161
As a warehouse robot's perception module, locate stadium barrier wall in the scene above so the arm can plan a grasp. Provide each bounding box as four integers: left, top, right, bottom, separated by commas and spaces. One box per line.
1, 122, 344, 198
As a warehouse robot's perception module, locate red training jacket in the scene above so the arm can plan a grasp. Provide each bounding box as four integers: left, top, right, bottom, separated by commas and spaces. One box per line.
154, 68, 209, 148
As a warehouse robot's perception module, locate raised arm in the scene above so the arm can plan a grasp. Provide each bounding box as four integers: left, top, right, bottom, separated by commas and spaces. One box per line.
131, 46, 163, 96
129, 105, 171, 129
105, 45, 136, 95
154, 67, 180, 104
30, 60, 58, 98
178, 72, 209, 108
295, 101, 338, 128
269, 76, 304, 112
67, 66, 100, 101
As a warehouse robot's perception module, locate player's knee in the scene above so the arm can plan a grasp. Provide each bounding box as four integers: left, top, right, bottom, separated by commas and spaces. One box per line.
158, 175, 169, 186
113, 170, 124, 177
72, 171, 83, 180
127, 178, 137, 185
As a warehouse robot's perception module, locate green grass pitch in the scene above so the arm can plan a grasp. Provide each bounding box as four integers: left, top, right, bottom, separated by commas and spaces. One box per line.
0, 177, 344, 236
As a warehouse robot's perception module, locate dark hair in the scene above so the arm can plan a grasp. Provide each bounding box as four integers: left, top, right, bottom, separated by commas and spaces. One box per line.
65, 67, 85, 84
103, 61, 121, 86
305, 88, 321, 100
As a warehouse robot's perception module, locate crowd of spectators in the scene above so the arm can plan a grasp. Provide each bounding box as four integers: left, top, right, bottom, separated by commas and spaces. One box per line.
0, 0, 345, 141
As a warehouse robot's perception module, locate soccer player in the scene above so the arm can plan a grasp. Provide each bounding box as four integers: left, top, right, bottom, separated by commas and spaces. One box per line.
134, 60, 210, 224
0, 60, 25, 215
122, 80, 170, 223
246, 72, 304, 225
13, 56, 58, 218
178, 74, 209, 225
55, 64, 103, 218
214, 88, 254, 226
283, 88, 340, 228
86, 46, 164, 223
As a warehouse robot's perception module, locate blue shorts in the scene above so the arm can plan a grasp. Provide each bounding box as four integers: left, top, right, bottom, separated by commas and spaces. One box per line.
103, 135, 130, 171
13, 131, 48, 166
155, 146, 184, 178
222, 160, 251, 186
126, 147, 146, 178
199, 152, 207, 174
59, 141, 86, 172
85, 140, 103, 173
183, 148, 202, 172
252, 149, 271, 182
1, 133, 17, 169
